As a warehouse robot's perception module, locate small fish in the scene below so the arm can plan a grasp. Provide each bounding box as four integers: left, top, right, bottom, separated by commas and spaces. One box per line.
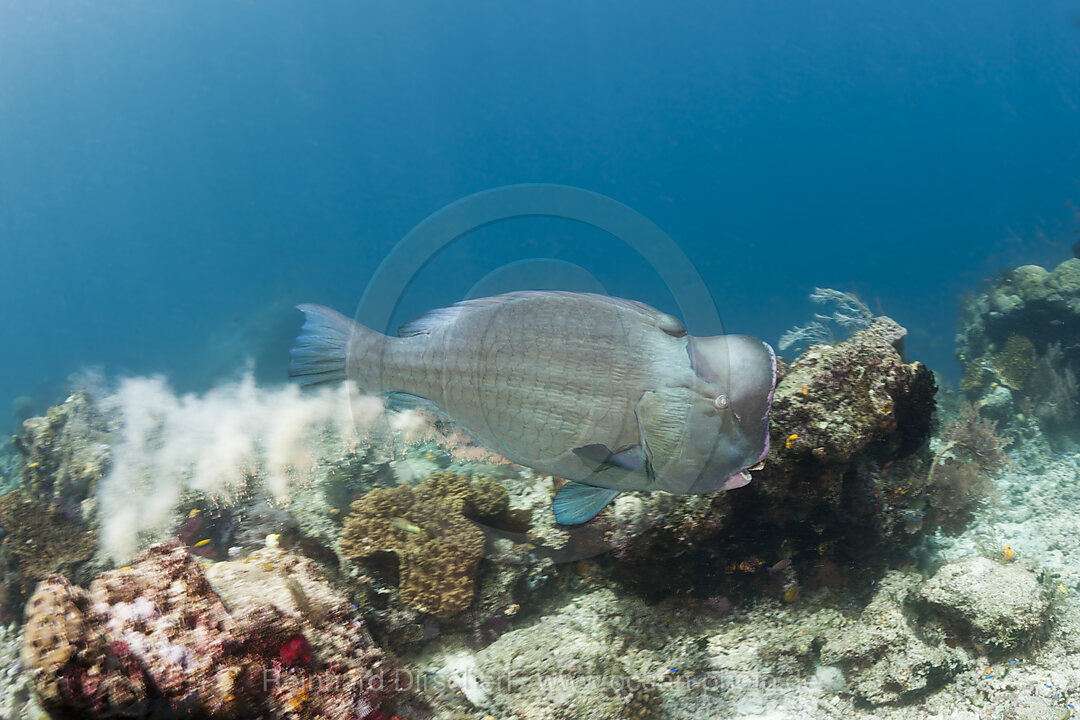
291, 292, 776, 525
769, 557, 793, 573
188, 509, 201, 517
193, 538, 212, 548
389, 517, 426, 535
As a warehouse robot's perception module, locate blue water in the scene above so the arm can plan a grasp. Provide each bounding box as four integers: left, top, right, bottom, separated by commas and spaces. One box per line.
1, 0, 1078, 426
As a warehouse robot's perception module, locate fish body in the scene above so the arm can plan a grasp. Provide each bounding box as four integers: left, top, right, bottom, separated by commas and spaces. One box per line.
290, 291, 775, 524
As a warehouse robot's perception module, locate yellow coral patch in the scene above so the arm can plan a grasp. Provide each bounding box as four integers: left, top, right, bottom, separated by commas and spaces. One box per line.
340, 471, 508, 617
991, 335, 1036, 390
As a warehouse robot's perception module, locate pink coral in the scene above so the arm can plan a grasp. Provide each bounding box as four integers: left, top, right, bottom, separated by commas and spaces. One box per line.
21, 543, 399, 719
279, 633, 313, 667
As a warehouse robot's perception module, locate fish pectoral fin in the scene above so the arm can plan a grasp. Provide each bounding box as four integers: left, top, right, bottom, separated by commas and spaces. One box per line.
635, 390, 688, 474
609, 445, 646, 471
572, 443, 646, 472
572, 444, 614, 468
552, 482, 621, 525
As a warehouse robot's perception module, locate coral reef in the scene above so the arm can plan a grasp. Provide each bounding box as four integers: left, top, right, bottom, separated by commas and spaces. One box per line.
13, 389, 111, 505
0, 488, 97, 605
20, 542, 399, 719
340, 471, 508, 618
957, 258, 1080, 448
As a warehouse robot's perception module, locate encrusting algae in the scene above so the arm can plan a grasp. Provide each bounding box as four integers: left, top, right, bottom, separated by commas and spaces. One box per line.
0, 489, 96, 597
340, 471, 509, 617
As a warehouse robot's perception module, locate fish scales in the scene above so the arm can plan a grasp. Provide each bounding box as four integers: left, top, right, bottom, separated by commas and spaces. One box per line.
421, 294, 651, 464
290, 291, 776, 524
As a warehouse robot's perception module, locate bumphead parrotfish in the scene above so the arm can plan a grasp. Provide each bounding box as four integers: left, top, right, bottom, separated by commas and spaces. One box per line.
290, 291, 776, 524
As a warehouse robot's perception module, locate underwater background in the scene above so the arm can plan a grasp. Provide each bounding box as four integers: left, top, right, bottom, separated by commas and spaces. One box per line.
2, 0, 1079, 424
3, 4, 1080, 720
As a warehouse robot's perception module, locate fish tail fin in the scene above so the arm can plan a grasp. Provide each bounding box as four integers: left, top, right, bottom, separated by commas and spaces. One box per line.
289, 304, 362, 387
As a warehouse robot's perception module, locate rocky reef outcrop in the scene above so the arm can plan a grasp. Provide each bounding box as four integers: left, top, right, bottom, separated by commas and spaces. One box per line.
20, 541, 399, 719
957, 258, 1080, 449
919, 556, 1053, 653
13, 389, 111, 506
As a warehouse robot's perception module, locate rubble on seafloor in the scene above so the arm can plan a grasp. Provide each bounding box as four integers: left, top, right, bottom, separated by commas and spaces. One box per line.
404, 448, 1080, 720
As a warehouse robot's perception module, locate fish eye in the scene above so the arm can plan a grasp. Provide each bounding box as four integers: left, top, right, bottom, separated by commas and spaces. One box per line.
713, 394, 730, 411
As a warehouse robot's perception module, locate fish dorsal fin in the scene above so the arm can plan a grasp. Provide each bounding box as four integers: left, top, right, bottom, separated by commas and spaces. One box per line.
606, 297, 686, 337
635, 390, 688, 475
552, 481, 621, 525
397, 293, 538, 336
398, 291, 687, 338
397, 306, 470, 337
382, 391, 442, 414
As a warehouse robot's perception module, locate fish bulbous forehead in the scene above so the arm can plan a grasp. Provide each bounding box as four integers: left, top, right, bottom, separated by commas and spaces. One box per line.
687, 334, 777, 422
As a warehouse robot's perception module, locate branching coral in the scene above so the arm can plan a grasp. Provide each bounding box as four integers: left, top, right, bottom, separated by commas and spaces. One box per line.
340, 472, 508, 617
809, 287, 874, 329
779, 287, 875, 352
778, 320, 834, 352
